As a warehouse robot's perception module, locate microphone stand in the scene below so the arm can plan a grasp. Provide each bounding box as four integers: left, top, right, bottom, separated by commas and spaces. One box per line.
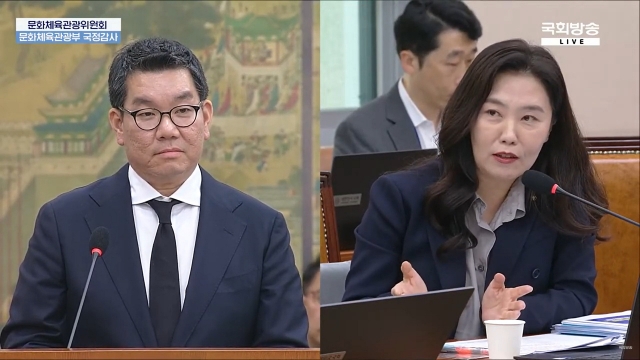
556, 187, 640, 227
67, 250, 100, 349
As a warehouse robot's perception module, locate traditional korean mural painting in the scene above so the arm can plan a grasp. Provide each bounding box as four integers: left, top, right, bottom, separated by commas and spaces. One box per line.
0, 0, 319, 322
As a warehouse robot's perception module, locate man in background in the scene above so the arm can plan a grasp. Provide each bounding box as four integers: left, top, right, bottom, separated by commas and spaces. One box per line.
333, 0, 482, 156
302, 258, 320, 348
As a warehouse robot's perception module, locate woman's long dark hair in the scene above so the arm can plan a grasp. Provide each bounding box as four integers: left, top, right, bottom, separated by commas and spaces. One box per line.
425, 39, 609, 256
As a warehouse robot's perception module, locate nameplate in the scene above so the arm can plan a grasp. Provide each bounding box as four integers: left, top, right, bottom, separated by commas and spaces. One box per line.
334, 194, 361, 207
321, 351, 346, 360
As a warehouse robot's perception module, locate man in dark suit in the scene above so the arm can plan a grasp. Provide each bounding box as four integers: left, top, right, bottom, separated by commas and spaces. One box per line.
0, 38, 308, 348
333, 0, 482, 156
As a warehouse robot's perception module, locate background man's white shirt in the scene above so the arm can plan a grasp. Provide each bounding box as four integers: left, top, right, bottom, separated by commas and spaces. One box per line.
398, 80, 439, 149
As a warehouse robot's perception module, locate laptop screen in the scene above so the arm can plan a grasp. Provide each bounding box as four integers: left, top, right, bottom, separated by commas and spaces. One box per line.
330, 149, 437, 251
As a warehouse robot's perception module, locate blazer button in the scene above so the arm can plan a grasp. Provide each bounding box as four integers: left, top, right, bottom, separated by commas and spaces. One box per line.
532, 268, 541, 279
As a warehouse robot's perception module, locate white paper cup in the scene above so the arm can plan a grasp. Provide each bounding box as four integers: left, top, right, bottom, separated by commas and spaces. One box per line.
484, 319, 525, 359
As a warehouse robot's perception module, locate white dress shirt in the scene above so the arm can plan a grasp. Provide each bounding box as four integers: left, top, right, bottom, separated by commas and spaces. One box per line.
398, 79, 439, 149
128, 165, 201, 309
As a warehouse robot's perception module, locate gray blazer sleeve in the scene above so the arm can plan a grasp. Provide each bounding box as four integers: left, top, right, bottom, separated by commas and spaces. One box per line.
333, 119, 376, 157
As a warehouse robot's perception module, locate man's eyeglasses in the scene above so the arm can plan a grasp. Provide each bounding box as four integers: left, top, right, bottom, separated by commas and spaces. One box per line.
119, 101, 203, 131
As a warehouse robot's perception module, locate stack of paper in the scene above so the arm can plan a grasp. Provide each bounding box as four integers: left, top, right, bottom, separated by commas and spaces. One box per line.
441, 333, 624, 357
551, 310, 630, 337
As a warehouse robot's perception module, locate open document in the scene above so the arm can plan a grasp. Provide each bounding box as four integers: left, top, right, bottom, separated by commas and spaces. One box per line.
441, 333, 624, 356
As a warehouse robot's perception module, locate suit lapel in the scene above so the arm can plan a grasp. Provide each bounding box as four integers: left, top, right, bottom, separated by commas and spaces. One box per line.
171, 170, 247, 347
84, 164, 158, 347
427, 225, 466, 290
385, 82, 421, 151
485, 212, 538, 290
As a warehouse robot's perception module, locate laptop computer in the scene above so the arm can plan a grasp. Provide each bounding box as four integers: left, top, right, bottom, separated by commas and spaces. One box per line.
331, 149, 438, 251
320, 286, 474, 360
515, 278, 640, 360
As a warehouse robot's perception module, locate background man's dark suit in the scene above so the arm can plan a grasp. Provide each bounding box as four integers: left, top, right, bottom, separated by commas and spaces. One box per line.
0, 164, 308, 348
332, 84, 421, 156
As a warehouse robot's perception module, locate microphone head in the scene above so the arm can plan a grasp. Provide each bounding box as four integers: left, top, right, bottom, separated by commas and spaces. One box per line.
89, 226, 109, 256
522, 170, 559, 195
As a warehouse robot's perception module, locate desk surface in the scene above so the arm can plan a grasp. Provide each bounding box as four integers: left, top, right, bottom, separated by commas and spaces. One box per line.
438, 353, 487, 360
438, 341, 488, 360
0, 348, 320, 360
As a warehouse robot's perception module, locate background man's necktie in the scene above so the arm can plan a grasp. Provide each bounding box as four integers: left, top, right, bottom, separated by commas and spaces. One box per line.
148, 199, 181, 347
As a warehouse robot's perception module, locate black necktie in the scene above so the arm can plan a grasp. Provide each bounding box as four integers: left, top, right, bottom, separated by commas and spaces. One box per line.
148, 199, 181, 347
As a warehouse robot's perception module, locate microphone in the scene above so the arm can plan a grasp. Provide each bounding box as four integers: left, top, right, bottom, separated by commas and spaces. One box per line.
67, 226, 110, 349
522, 170, 640, 228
